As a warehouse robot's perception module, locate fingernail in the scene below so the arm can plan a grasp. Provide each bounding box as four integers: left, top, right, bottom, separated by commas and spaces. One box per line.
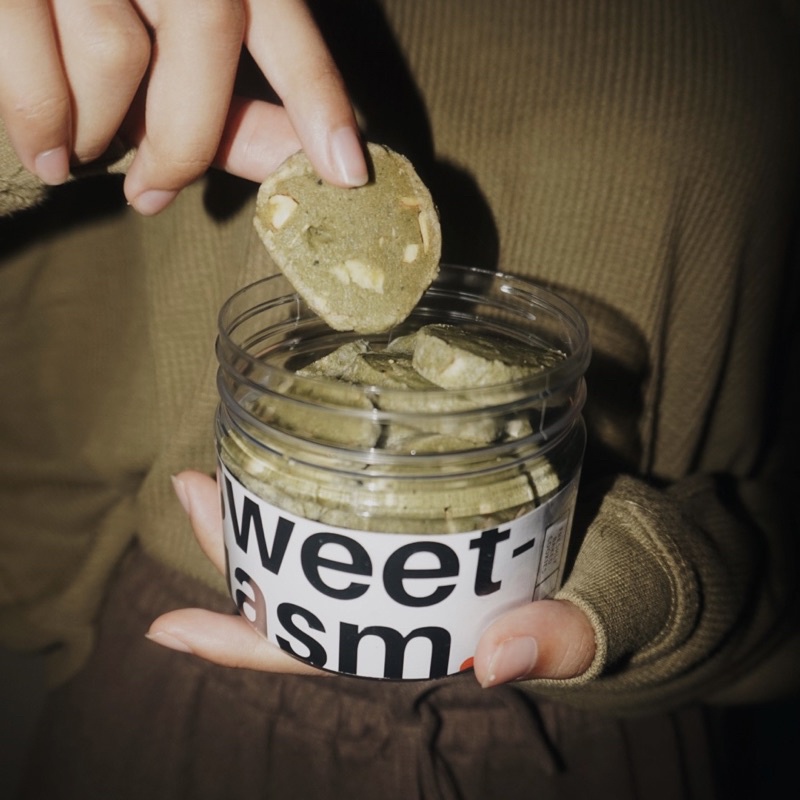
482, 637, 538, 688
146, 630, 193, 654
34, 146, 70, 186
330, 127, 368, 187
171, 474, 191, 515
130, 189, 177, 216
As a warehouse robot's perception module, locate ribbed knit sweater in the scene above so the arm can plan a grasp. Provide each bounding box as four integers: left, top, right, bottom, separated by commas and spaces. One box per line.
1, 0, 798, 715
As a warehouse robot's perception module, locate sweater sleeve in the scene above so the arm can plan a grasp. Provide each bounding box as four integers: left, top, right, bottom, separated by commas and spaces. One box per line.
522, 466, 799, 714
520, 298, 800, 713
0, 120, 134, 217
0, 120, 145, 685
0, 122, 48, 215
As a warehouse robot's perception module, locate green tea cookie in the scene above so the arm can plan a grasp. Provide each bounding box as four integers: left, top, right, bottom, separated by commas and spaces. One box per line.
249, 373, 380, 448
254, 143, 442, 334
412, 324, 566, 389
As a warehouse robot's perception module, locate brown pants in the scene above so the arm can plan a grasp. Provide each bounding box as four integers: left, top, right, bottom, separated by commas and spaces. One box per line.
20, 546, 719, 800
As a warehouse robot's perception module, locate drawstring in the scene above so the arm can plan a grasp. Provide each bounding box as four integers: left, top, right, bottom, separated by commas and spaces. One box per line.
409, 681, 562, 800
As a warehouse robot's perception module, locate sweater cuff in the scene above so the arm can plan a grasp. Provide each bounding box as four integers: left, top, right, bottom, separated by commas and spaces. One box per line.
522, 475, 702, 694
1, 120, 135, 217
0, 122, 47, 215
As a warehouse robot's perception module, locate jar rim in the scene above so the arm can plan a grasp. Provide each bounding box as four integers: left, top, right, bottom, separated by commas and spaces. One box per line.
217, 263, 591, 405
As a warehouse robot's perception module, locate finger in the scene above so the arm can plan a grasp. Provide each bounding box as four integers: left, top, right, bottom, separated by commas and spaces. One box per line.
0, 0, 71, 184
51, 0, 151, 163
171, 471, 226, 574
474, 600, 596, 688
147, 607, 327, 675
214, 96, 301, 181
245, 0, 367, 187
124, 0, 246, 214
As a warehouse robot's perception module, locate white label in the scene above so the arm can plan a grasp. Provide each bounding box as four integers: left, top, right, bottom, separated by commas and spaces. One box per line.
219, 461, 578, 680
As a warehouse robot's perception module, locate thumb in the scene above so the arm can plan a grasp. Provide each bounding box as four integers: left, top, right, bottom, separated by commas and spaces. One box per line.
474, 599, 596, 688
213, 97, 302, 183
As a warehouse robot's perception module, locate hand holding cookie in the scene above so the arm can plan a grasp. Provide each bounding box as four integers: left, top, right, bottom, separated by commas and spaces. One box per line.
0, 0, 368, 214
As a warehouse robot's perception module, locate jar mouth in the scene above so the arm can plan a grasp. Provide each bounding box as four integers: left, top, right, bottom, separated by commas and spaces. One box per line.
217, 264, 591, 409
216, 264, 590, 465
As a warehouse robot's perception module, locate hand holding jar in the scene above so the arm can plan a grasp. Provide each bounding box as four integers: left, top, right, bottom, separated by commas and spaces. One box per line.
151, 469, 596, 687
148, 265, 598, 687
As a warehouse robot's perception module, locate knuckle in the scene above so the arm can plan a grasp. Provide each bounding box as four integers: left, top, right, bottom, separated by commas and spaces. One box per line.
80, 9, 151, 78
148, 147, 212, 186
8, 90, 70, 130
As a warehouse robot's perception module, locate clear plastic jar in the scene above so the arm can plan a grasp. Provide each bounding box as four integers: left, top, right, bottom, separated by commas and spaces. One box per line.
216, 264, 590, 680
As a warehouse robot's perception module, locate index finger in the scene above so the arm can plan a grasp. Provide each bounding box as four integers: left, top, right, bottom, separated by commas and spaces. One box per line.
0, 0, 71, 183
245, 0, 367, 187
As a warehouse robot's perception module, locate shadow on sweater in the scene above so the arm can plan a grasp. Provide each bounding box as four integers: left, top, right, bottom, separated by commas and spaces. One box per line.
0, 174, 127, 261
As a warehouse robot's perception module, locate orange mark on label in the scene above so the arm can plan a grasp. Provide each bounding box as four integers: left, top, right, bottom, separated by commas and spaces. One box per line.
460, 657, 475, 672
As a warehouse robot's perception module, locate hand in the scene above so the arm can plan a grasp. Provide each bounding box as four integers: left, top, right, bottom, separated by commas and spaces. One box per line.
149, 471, 596, 686
0, 0, 367, 214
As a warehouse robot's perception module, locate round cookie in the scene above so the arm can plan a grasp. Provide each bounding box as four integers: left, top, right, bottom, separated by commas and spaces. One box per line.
411, 324, 567, 389
254, 143, 441, 334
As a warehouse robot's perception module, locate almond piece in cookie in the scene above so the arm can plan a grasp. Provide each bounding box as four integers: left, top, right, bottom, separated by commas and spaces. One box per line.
254, 143, 441, 334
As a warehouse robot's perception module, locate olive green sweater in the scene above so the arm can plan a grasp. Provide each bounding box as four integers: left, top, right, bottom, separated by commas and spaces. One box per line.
1, 0, 798, 715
